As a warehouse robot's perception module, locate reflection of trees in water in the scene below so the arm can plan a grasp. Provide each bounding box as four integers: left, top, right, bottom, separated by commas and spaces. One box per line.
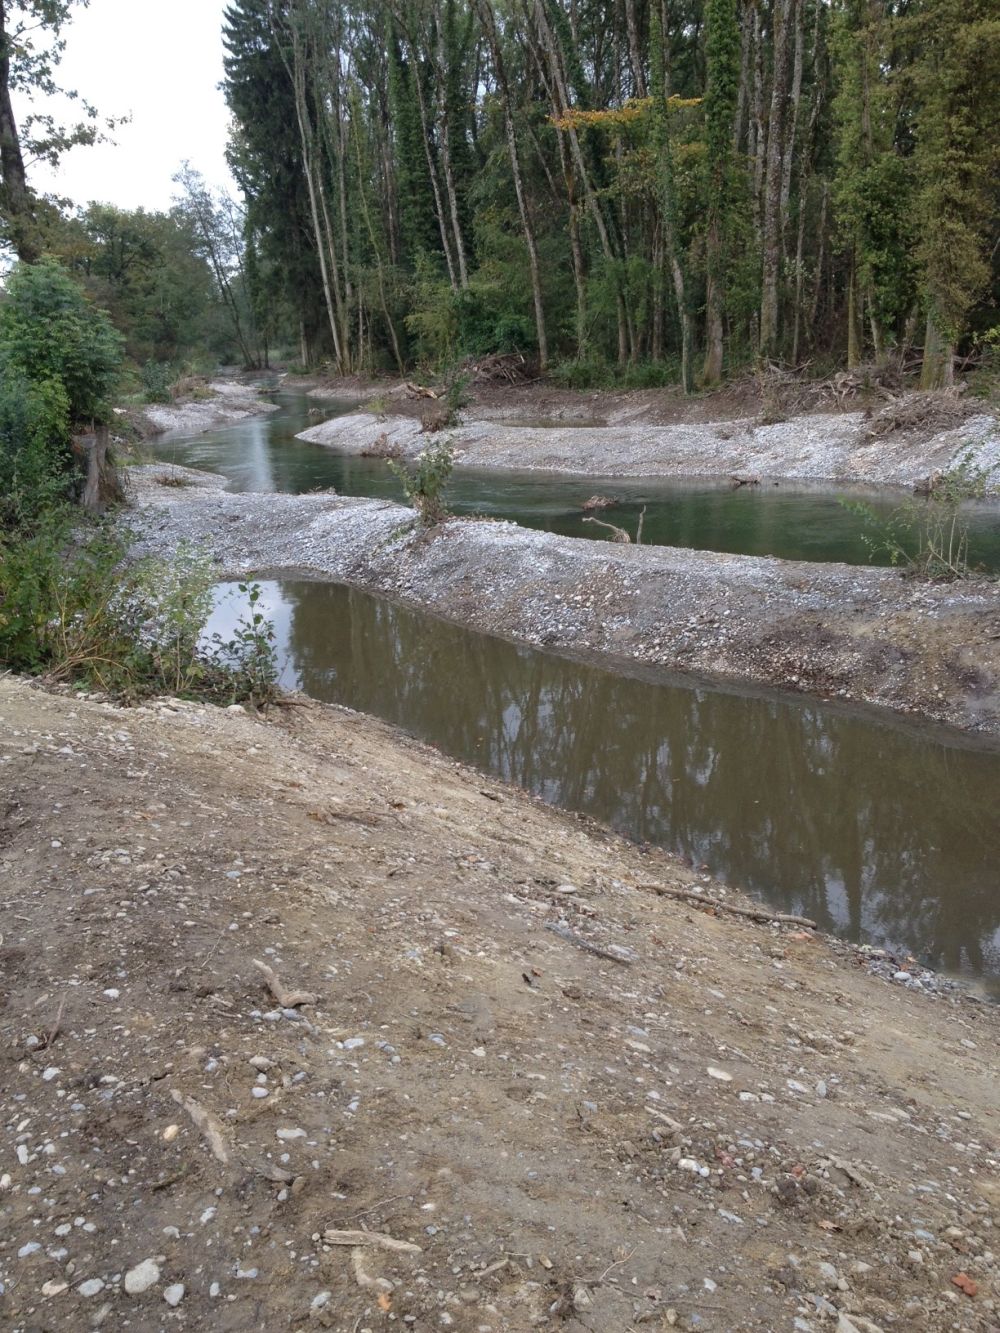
284, 580, 1000, 979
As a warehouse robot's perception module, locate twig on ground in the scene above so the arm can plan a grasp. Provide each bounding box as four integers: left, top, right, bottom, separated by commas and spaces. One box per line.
323, 1229, 423, 1255
253, 958, 318, 1008
170, 1089, 230, 1165
544, 921, 637, 964
351, 1248, 394, 1293
638, 882, 816, 929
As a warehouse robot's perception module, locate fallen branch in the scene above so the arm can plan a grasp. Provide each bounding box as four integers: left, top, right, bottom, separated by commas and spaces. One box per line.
544, 922, 636, 964
170, 1089, 230, 1165
324, 1229, 423, 1255
253, 959, 318, 1008
638, 883, 816, 930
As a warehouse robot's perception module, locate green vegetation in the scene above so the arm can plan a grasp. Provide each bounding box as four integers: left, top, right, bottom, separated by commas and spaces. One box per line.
843, 450, 994, 580
216, 0, 999, 386
389, 436, 455, 525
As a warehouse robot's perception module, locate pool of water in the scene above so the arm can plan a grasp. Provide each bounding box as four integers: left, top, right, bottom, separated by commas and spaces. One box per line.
207, 577, 1000, 994
153, 392, 1000, 570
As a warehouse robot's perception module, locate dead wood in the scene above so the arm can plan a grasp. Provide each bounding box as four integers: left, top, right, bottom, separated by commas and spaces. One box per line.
252, 958, 318, 1008
324, 1228, 423, 1255
638, 882, 816, 929
544, 921, 637, 964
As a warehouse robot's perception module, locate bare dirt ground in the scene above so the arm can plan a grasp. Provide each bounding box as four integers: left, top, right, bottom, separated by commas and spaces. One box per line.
126, 470, 1000, 736
0, 676, 997, 1332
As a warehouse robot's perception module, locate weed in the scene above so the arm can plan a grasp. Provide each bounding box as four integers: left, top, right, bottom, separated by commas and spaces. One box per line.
842, 448, 993, 580
205, 582, 279, 708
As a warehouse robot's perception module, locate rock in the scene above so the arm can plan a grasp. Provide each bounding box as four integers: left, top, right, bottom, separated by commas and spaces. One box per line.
103, 988, 120, 999
276, 1127, 307, 1141
707, 1066, 733, 1082
555, 883, 578, 894
18, 1242, 41, 1257
41, 1280, 69, 1297
163, 1283, 185, 1306
124, 1259, 161, 1295
162, 1124, 180, 1143
78, 1278, 105, 1297
251, 1086, 269, 1098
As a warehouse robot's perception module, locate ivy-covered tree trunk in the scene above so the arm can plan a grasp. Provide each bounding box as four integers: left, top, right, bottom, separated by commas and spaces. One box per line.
702, 0, 741, 384
760, 0, 792, 357
0, 1, 38, 261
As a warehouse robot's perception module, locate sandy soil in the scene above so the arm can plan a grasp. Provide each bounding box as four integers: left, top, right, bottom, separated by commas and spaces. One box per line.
0, 676, 997, 1332
297, 409, 1000, 489
126, 469, 1000, 736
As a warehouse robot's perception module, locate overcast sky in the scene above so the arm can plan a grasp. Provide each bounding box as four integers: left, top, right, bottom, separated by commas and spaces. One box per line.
14, 0, 235, 213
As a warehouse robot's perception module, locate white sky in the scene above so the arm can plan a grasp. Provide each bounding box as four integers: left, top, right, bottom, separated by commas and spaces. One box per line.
13, 0, 235, 213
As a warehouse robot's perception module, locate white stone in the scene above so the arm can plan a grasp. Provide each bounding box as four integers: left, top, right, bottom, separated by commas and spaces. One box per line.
707, 1066, 732, 1082
78, 1278, 105, 1297
124, 1259, 161, 1295
163, 1283, 185, 1307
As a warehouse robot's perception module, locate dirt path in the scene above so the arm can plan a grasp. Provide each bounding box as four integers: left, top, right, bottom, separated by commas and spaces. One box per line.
127, 469, 1000, 736
0, 678, 997, 1331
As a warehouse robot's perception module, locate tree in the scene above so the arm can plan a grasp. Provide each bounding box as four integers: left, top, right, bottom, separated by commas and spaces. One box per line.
0, 1, 116, 262
0, 258, 123, 513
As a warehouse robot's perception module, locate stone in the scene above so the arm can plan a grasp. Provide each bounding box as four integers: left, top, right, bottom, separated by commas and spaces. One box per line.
163, 1283, 185, 1307
78, 1278, 105, 1297
18, 1242, 41, 1258
707, 1066, 732, 1082
124, 1259, 161, 1295
41, 1280, 69, 1297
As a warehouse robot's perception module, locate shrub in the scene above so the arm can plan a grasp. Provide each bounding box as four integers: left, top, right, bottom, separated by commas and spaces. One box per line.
389, 436, 454, 525
141, 360, 175, 404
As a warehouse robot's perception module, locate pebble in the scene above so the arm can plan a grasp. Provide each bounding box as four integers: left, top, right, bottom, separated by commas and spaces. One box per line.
163, 1282, 185, 1306
209, 1282, 221, 1298
277, 1127, 307, 1141
124, 1259, 161, 1295
18, 1241, 42, 1258
163, 1124, 180, 1143
343, 1036, 365, 1050
16, 1144, 29, 1165
103, 988, 120, 999
78, 1278, 105, 1298
41, 1280, 69, 1297
41, 1066, 61, 1082
707, 1066, 732, 1082
251, 1086, 269, 1099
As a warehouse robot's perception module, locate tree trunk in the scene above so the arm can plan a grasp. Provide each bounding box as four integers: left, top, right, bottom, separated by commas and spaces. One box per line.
760, 0, 791, 356
846, 256, 862, 368
433, 0, 469, 287
475, 0, 548, 368
0, 1, 38, 262
80, 426, 123, 515
920, 312, 953, 389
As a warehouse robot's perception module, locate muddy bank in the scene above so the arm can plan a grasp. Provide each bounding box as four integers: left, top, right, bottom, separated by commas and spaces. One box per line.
298, 407, 1000, 488
140, 380, 281, 436
127, 467, 1000, 735
1, 676, 997, 1331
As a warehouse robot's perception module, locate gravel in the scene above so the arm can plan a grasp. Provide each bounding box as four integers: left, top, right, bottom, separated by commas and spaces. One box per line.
126, 468, 1000, 735
297, 408, 1000, 487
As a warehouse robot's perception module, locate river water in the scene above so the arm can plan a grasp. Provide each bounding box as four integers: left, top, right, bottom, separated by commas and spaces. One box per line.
152, 394, 1000, 992
204, 577, 1000, 995
153, 392, 1000, 570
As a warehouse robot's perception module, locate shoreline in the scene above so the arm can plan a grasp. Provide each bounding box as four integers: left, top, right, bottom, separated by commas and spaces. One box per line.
297, 406, 1000, 488
127, 466, 1000, 737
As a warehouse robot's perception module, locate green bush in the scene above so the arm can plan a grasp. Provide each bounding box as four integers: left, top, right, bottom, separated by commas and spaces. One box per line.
140, 360, 175, 404
389, 436, 454, 525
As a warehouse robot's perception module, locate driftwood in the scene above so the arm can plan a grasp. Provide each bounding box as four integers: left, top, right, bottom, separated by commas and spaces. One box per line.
544, 921, 637, 964
170, 1089, 230, 1164
582, 516, 631, 543
404, 380, 438, 399
638, 882, 816, 929
252, 959, 318, 1008
323, 1229, 423, 1255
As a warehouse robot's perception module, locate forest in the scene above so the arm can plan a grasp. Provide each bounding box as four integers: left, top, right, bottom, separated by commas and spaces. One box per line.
219, 0, 1000, 389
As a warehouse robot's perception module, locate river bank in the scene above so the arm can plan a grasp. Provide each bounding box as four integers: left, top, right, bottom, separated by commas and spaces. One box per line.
298, 405, 1000, 489
1, 675, 997, 1331
129, 466, 1000, 736
139, 379, 282, 436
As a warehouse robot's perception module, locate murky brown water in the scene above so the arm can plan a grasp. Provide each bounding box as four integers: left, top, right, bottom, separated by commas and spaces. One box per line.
207, 578, 1000, 993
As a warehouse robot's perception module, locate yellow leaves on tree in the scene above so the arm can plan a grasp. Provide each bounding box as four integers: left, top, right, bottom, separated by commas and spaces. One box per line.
549, 95, 702, 132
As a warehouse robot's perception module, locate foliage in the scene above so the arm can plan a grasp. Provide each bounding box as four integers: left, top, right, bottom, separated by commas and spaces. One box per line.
140, 360, 174, 404
843, 449, 994, 580
0, 516, 279, 705
389, 436, 454, 525
0, 258, 123, 423
205, 582, 279, 706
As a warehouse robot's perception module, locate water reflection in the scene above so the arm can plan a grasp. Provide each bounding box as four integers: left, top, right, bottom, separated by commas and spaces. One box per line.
154, 394, 1000, 570
207, 579, 1000, 992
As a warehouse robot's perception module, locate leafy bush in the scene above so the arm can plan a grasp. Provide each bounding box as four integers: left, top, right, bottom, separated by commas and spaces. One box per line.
141, 360, 175, 404
0, 520, 278, 705
389, 436, 454, 525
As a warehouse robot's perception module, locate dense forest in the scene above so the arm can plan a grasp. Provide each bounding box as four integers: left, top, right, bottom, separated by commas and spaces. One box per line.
219, 0, 1000, 388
